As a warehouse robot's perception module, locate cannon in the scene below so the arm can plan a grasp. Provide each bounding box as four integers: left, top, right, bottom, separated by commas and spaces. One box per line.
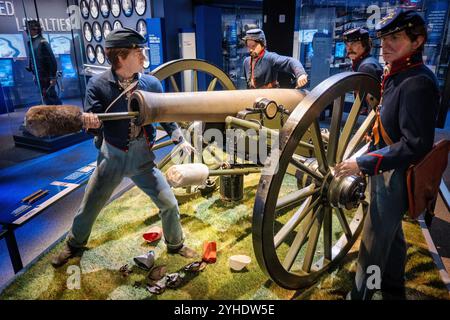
128, 59, 381, 290
24, 59, 381, 289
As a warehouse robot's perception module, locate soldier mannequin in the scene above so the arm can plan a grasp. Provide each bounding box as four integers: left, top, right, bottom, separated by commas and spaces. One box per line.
343, 27, 383, 80
243, 28, 308, 89
343, 27, 383, 115
51, 28, 198, 267
25, 20, 62, 105
335, 9, 440, 300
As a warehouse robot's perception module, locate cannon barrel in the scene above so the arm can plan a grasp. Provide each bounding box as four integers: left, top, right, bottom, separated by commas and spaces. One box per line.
128, 88, 307, 125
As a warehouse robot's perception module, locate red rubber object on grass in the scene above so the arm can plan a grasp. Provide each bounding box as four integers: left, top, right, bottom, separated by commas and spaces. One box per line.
143, 226, 162, 243
202, 241, 217, 263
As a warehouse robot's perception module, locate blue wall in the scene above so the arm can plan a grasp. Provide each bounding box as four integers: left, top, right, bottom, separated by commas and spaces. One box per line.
194, 5, 222, 70
194, 5, 223, 91
152, 0, 195, 62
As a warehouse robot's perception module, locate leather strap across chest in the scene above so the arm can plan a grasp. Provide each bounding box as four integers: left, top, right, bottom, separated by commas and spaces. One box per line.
371, 53, 423, 146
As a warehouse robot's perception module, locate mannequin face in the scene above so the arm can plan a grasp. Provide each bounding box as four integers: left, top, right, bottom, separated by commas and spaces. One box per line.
117, 48, 145, 74
246, 39, 264, 58
345, 40, 366, 61
381, 30, 424, 63
28, 27, 40, 37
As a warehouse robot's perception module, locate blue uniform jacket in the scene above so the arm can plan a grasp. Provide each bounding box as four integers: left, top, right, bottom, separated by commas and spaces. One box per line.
243, 50, 306, 88
356, 52, 440, 176
85, 69, 180, 151
352, 54, 383, 81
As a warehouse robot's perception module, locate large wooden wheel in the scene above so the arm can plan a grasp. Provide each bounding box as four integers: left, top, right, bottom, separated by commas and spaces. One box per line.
252, 72, 381, 289
151, 58, 236, 92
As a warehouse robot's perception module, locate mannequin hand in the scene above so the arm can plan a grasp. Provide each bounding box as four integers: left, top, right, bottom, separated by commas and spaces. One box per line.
334, 159, 361, 178
81, 113, 101, 129
295, 74, 308, 88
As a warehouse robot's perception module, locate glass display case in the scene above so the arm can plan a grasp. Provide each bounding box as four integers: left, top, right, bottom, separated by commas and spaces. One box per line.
294, 0, 449, 92
0, 0, 88, 156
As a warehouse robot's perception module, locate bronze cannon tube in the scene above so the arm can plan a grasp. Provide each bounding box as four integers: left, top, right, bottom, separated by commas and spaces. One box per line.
128, 89, 307, 125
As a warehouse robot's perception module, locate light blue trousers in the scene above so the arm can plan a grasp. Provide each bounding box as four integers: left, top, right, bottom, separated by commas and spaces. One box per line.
67, 136, 184, 250
351, 168, 408, 300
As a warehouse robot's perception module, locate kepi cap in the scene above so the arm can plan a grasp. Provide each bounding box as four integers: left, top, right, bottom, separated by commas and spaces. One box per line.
105, 27, 147, 49
376, 9, 426, 38
343, 27, 369, 42
243, 28, 266, 47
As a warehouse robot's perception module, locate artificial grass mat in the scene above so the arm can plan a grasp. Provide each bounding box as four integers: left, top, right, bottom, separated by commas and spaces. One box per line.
0, 174, 448, 300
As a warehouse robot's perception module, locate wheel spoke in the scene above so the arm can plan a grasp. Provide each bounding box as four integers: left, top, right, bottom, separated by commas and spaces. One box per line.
302, 206, 324, 272
323, 206, 332, 261
298, 140, 315, 151
275, 196, 320, 248
282, 205, 322, 271
290, 157, 323, 182
327, 95, 345, 166
336, 91, 366, 163
193, 70, 198, 92
334, 208, 352, 241
342, 110, 375, 161
310, 120, 329, 175
207, 77, 218, 91
348, 143, 370, 162
169, 75, 180, 92
275, 184, 319, 212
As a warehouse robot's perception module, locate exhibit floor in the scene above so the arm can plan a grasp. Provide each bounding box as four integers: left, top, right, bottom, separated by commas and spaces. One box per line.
0, 173, 448, 300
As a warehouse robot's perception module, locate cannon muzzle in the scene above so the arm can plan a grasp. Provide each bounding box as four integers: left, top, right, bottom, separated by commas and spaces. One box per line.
128, 89, 307, 126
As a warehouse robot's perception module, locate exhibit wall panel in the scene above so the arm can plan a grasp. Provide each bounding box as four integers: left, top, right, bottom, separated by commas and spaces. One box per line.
79, 0, 152, 69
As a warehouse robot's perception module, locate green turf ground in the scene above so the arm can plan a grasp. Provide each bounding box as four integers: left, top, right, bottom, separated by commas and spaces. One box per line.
0, 174, 448, 300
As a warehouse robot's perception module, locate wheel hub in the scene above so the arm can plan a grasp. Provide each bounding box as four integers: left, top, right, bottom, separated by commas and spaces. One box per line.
295, 158, 366, 210
328, 174, 366, 210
